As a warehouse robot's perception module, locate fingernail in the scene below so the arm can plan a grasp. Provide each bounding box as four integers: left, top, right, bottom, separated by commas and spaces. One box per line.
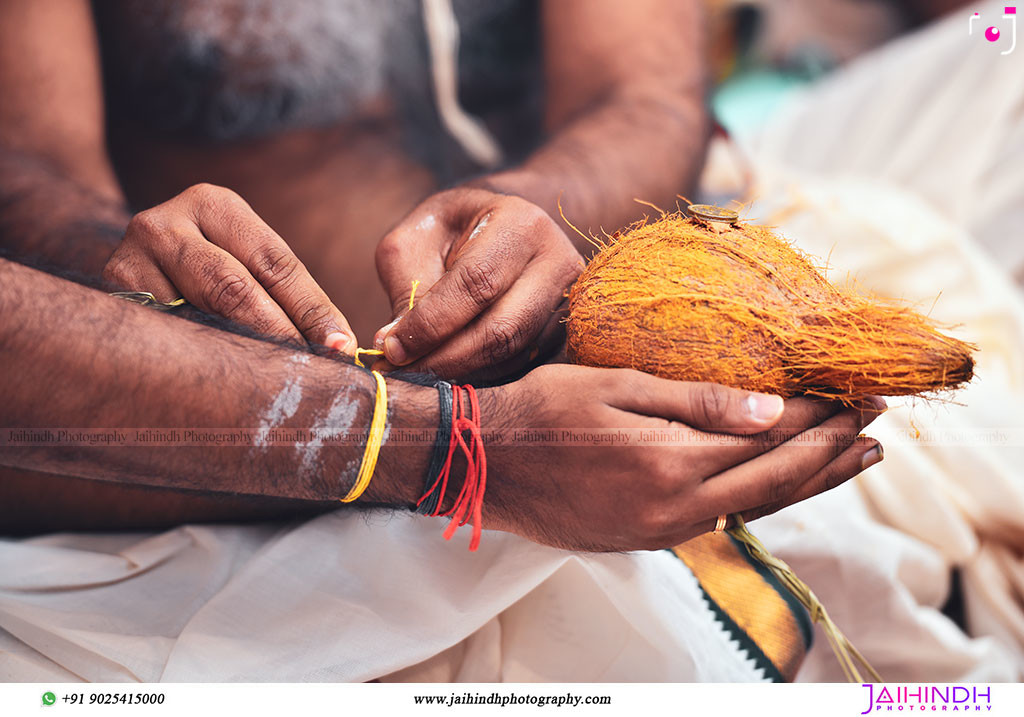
325, 331, 352, 352
384, 335, 409, 365
746, 393, 784, 422
374, 319, 399, 350
861, 444, 884, 470
866, 396, 888, 413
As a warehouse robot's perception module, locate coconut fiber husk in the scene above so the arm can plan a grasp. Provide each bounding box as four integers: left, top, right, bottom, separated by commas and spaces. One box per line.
567, 211, 974, 402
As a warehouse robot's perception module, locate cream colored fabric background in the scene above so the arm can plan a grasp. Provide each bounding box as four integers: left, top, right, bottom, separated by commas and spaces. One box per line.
1, 3, 1021, 682
735, 0, 1024, 677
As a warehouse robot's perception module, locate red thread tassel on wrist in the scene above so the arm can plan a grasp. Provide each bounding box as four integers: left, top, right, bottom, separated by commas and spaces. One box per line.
417, 384, 487, 551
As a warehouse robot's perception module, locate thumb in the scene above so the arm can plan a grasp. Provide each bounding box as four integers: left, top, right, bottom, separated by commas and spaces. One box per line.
613, 372, 785, 434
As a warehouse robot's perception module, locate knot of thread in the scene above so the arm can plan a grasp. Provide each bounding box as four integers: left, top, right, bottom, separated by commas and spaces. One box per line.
353, 279, 420, 369
354, 348, 385, 368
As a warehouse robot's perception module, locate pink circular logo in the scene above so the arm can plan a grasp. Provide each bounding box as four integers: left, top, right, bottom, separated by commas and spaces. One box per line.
986, 26, 1001, 41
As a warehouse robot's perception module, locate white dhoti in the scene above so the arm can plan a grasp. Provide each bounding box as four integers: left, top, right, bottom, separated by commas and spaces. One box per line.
0, 516, 786, 682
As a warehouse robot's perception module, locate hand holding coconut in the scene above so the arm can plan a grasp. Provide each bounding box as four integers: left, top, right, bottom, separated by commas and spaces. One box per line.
479, 364, 883, 552
557, 208, 974, 679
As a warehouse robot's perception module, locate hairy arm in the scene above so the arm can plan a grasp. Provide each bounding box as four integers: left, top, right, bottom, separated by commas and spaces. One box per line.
0, 258, 435, 505
0, 0, 128, 273
0, 259, 883, 550
481, 0, 710, 241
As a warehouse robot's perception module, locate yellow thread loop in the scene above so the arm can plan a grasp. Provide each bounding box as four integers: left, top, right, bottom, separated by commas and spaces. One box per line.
354, 348, 385, 368
340, 370, 387, 503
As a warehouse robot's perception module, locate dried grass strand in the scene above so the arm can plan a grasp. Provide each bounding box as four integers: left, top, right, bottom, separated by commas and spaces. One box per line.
728, 515, 882, 683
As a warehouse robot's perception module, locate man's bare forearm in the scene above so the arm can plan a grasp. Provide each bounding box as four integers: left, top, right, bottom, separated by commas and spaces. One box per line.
476, 0, 710, 250
0, 258, 435, 504
481, 90, 710, 246
0, 145, 128, 274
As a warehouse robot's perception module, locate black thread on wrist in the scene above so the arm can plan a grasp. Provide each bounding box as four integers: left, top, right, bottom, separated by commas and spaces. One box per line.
416, 380, 453, 515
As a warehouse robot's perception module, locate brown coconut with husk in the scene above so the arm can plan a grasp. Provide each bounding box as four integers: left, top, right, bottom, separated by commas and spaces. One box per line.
566, 210, 974, 402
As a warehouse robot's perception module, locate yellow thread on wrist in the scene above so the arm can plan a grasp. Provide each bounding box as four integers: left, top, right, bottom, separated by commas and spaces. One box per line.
340, 369, 388, 503
342, 277, 417, 500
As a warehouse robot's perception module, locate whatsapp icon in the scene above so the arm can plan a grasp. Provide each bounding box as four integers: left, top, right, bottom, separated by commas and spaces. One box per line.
41, 692, 56, 706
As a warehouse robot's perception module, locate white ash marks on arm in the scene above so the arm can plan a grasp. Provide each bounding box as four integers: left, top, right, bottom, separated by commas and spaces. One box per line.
253, 353, 309, 448
295, 386, 359, 481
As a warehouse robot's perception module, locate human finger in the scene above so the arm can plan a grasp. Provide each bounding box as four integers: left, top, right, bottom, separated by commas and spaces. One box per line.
379, 210, 537, 366
154, 221, 305, 342
692, 407, 880, 516
183, 184, 356, 349
399, 258, 576, 379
